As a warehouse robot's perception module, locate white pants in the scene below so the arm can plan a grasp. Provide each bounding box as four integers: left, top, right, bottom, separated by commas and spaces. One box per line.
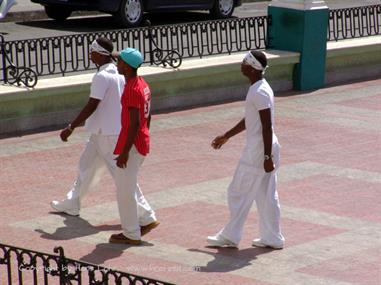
65, 134, 156, 239
219, 163, 285, 246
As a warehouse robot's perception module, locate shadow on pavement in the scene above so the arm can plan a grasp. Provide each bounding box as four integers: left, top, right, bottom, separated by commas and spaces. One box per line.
80, 241, 154, 265
35, 212, 154, 264
35, 212, 121, 240
188, 246, 275, 272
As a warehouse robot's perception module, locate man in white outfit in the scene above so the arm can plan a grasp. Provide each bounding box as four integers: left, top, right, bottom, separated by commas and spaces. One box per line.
207, 50, 285, 249
51, 38, 158, 238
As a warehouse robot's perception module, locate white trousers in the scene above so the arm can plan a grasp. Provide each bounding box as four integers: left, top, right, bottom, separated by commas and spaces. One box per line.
65, 134, 156, 239
219, 163, 285, 246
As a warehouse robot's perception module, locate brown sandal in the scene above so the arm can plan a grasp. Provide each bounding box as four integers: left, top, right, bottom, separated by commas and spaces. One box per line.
109, 233, 142, 245
141, 221, 160, 236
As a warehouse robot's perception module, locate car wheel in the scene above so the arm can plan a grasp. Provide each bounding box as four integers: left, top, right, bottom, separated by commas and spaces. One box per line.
115, 0, 143, 28
44, 5, 72, 21
210, 0, 235, 18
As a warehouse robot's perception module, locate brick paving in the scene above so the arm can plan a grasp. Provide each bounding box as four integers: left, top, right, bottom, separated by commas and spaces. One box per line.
1, 78, 381, 284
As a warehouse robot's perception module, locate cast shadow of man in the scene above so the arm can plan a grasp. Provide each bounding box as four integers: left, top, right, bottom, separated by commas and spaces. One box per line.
35, 212, 120, 241
79, 241, 154, 265
189, 246, 277, 273
35, 212, 154, 264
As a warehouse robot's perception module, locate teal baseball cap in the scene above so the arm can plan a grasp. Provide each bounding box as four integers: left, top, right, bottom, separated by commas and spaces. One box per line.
113, 47, 143, 69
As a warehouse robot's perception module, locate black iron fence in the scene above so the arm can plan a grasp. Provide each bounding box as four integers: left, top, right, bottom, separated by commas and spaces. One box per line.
328, 4, 381, 41
0, 243, 174, 285
0, 16, 268, 85
2, 4, 381, 86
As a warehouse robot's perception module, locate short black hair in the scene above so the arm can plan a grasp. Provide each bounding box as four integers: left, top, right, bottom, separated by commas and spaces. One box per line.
96, 37, 113, 54
250, 50, 267, 69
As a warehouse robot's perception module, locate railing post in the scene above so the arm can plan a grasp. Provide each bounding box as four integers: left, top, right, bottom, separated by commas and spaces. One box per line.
268, 0, 329, 90
0, 33, 38, 88
54, 246, 69, 285
145, 20, 182, 68
0, 33, 7, 84
147, 20, 155, 65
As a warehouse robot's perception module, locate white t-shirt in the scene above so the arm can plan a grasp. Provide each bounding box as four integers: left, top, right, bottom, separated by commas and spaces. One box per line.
239, 79, 280, 174
84, 63, 125, 135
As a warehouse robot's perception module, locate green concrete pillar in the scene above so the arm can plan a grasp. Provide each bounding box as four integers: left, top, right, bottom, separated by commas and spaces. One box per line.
268, 0, 329, 90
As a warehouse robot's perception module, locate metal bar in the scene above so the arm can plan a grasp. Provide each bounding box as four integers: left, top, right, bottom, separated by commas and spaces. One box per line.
0, 34, 7, 83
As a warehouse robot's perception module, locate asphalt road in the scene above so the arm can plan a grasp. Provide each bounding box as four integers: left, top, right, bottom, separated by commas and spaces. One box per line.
1, 3, 269, 41
1, 0, 380, 41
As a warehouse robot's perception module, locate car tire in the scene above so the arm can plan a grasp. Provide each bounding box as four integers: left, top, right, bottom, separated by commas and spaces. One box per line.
210, 0, 235, 19
115, 0, 144, 28
44, 5, 72, 21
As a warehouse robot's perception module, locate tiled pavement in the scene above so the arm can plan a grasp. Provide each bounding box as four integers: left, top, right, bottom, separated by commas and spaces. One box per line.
1, 78, 381, 284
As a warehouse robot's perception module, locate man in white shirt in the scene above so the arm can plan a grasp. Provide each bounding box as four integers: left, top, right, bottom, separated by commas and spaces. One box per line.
207, 50, 285, 249
51, 38, 158, 238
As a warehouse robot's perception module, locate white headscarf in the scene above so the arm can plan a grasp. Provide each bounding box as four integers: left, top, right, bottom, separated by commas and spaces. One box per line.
90, 39, 111, 56
243, 52, 268, 74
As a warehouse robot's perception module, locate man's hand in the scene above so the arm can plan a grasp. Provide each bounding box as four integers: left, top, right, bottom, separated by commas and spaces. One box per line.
211, 135, 228, 149
115, 152, 129, 168
264, 158, 275, 173
60, 128, 72, 142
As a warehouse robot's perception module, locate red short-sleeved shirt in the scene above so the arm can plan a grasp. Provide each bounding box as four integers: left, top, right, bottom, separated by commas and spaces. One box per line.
114, 76, 151, 156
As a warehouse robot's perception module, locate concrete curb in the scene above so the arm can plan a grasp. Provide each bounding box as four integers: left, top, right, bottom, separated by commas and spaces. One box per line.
0, 49, 298, 136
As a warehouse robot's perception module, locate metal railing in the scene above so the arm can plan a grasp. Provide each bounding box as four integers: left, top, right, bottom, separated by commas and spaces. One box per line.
0, 16, 268, 86
0, 33, 38, 88
0, 243, 174, 285
4, 4, 381, 87
328, 4, 381, 41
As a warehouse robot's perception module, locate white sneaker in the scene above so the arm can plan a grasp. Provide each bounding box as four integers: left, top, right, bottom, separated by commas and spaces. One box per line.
252, 238, 284, 249
206, 235, 238, 248
50, 200, 80, 216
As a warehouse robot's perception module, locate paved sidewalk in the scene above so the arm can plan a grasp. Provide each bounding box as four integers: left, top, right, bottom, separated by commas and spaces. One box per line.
1, 78, 381, 284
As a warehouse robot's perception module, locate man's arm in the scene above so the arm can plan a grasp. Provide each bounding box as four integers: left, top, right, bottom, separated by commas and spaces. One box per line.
147, 114, 152, 130
115, 107, 140, 168
60, 98, 100, 142
211, 118, 245, 149
259, 108, 274, 173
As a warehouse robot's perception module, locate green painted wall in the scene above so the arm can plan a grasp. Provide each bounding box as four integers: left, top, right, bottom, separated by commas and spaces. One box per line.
268, 6, 329, 90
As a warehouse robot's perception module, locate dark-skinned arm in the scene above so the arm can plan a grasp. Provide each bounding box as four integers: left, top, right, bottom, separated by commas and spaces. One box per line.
115, 107, 140, 168
147, 114, 152, 130
60, 98, 100, 142
259, 108, 274, 173
211, 118, 246, 149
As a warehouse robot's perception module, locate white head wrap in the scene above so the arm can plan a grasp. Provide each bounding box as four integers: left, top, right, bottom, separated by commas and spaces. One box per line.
243, 52, 268, 74
90, 40, 111, 56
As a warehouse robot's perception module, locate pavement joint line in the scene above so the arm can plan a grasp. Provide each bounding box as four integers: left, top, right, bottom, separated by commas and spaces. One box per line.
279, 82, 381, 105
2, 103, 380, 158
279, 161, 381, 184
2, 81, 380, 157
76, 232, 361, 285
8, 158, 381, 284
280, 102, 381, 122
279, 106, 381, 132
10, 161, 381, 233
0, 105, 244, 158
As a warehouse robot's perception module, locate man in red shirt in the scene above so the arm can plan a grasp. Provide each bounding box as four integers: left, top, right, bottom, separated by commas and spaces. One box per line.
109, 48, 158, 245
